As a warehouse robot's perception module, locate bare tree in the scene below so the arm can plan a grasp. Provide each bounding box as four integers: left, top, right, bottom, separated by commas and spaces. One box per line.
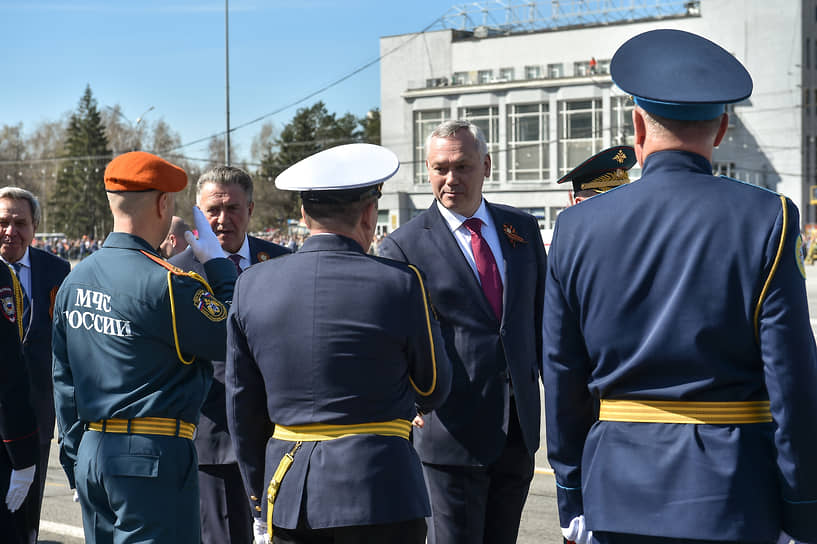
100, 104, 145, 154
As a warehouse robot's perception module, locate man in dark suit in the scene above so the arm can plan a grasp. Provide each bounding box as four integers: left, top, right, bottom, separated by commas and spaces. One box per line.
543, 29, 817, 544
0, 186, 70, 544
379, 120, 547, 544
226, 143, 451, 544
170, 166, 289, 544
0, 262, 40, 544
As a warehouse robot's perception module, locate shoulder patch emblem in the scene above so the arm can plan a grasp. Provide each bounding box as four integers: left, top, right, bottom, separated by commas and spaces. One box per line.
1, 287, 16, 323
193, 289, 227, 322
257, 251, 270, 262
796, 234, 807, 279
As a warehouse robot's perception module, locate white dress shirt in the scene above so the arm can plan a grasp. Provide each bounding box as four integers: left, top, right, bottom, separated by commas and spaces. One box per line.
435, 199, 506, 287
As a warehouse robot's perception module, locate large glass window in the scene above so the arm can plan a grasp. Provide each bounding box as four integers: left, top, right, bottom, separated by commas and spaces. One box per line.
499, 67, 514, 81
414, 110, 450, 183
611, 96, 635, 146
558, 99, 603, 176
507, 103, 550, 181
525, 65, 542, 80
713, 162, 736, 178
459, 106, 499, 181
478, 70, 493, 84
452, 72, 468, 85
574, 61, 590, 77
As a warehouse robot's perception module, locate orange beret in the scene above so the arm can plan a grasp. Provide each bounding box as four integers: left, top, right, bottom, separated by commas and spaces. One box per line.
104, 151, 187, 192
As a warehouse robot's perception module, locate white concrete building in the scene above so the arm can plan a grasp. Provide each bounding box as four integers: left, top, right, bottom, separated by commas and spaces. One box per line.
378, 0, 814, 235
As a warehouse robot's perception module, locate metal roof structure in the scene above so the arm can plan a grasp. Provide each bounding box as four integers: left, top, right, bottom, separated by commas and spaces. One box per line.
436, 0, 701, 35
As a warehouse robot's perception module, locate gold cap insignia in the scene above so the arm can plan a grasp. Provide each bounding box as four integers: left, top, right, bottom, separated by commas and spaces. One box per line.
613, 150, 628, 164
580, 169, 630, 191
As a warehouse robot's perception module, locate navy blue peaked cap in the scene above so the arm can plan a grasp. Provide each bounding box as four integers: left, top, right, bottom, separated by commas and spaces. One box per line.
611, 29, 752, 121
557, 146, 636, 193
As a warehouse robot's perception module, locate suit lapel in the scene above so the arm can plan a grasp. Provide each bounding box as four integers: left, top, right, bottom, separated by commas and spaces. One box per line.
248, 237, 259, 265
426, 204, 497, 322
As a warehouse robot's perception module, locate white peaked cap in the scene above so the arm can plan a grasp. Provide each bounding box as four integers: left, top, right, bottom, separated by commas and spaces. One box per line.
275, 143, 400, 191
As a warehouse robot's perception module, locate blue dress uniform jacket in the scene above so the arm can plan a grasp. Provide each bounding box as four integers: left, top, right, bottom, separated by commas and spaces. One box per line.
543, 150, 817, 542
226, 234, 451, 529
378, 202, 546, 465
0, 263, 40, 544
52, 233, 236, 543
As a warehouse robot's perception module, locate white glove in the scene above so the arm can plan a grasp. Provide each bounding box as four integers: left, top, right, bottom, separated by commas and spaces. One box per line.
72, 490, 79, 503
253, 518, 270, 544
562, 514, 593, 544
776, 531, 793, 544
183, 206, 224, 264
5, 465, 35, 512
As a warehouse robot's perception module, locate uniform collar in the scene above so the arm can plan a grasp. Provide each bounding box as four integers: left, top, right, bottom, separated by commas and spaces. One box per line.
300, 233, 365, 254
102, 232, 161, 255
641, 150, 713, 177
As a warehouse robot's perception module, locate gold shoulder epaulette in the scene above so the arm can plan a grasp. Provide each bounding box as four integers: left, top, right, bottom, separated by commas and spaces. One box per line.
139, 250, 213, 290
754, 195, 788, 342
139, 249, 218, 365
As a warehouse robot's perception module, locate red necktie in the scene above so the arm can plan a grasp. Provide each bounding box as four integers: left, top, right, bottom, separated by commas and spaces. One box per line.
228, 254, 243, 276
464, 218, 502, 320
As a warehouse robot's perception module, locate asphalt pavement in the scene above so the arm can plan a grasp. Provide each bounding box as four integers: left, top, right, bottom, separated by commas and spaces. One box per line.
36, 266, 817, 543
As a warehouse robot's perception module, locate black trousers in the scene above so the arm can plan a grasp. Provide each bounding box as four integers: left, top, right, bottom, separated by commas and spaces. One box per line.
423, 399, 535, 544
272, 518, 426, 544
199, 463, 253, 544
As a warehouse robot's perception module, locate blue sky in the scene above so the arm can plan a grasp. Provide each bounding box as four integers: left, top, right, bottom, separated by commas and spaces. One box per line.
1, 1, 454, 164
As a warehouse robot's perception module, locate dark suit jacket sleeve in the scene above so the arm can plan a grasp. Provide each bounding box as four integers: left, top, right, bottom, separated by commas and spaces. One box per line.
758, 199, 817, 541
378, 236, 405, 262
542, 218, 595, 527
0, 267, 38, 471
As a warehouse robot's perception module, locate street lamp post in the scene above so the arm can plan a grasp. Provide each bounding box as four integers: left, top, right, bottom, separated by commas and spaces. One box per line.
104, 105, 154, 152
225, 0, 232, 166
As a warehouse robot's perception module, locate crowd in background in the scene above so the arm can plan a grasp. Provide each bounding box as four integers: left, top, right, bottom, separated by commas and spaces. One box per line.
31, 232, 310, 262
29, 230, 396, 262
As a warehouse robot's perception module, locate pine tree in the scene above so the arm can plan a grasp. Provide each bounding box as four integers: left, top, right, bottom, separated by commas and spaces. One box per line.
51, 86, 112, 240
255, 102, 363, 228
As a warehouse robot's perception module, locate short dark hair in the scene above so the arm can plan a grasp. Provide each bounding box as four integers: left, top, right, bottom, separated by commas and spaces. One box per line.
302, 195, 378, 230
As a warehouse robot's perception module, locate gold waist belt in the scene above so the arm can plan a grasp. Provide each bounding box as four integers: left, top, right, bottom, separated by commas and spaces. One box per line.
598, 399, 772, 424
272, 418, 412, 442
267, 418, 412, 538
87, 417, 196, 439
